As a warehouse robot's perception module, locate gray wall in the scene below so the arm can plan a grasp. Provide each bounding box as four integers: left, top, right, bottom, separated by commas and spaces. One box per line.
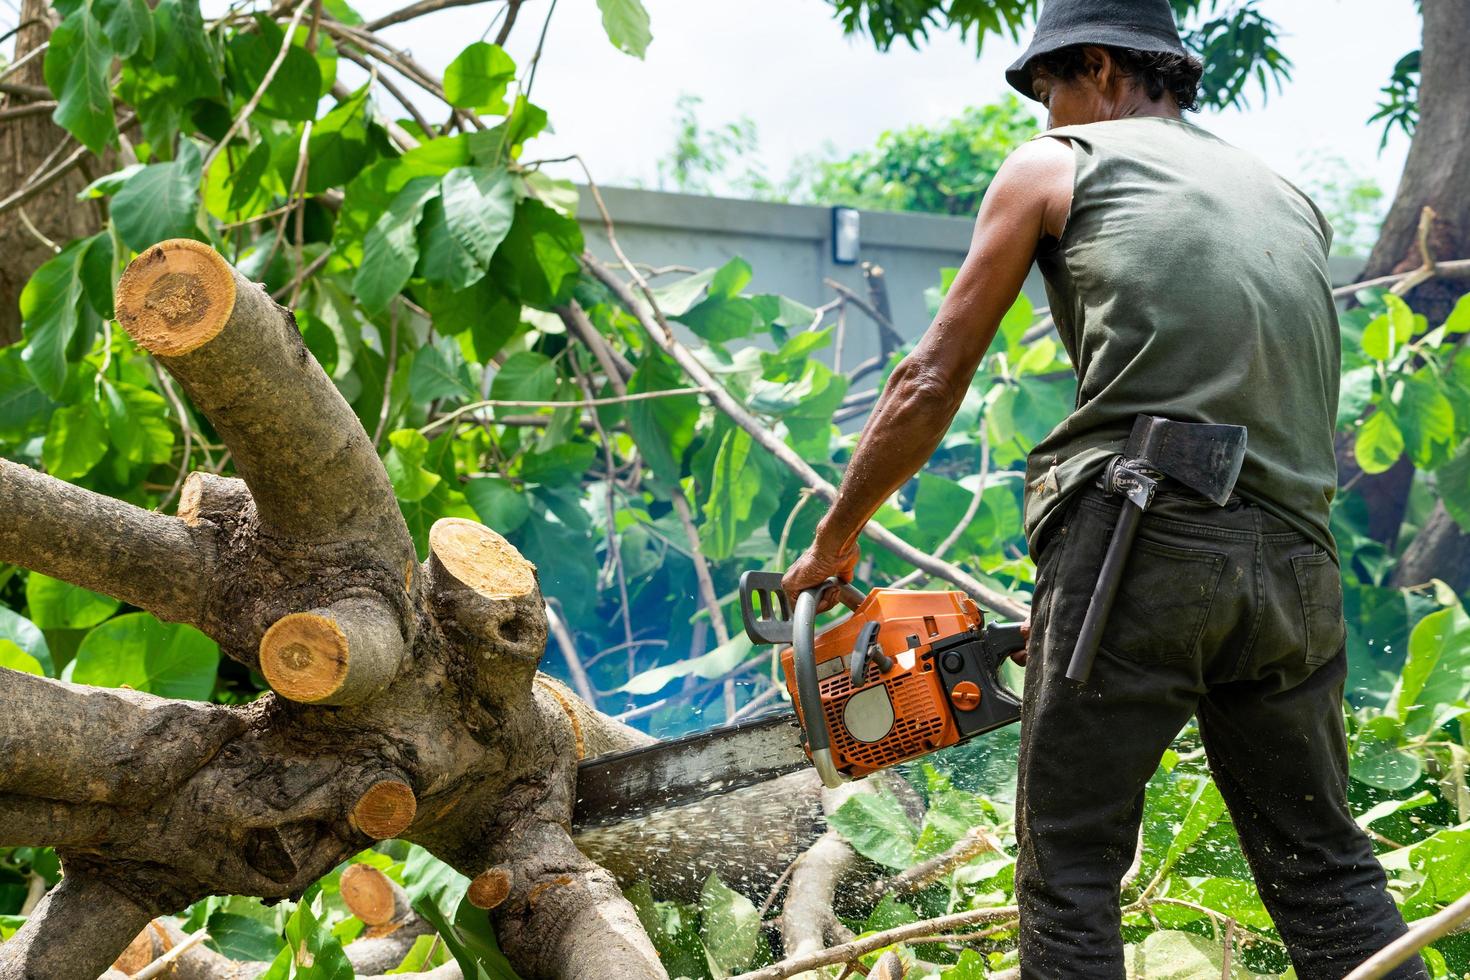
578, 185, 1367, 368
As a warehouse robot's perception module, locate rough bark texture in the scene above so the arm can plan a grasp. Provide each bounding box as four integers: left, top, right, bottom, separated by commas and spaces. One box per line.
0, 0, 101, 347
0, 241, 826, 980
1356, 0, 1470, 584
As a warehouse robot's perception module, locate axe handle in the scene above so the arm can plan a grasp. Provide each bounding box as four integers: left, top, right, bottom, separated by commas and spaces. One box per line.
1066, 500, 1145, 682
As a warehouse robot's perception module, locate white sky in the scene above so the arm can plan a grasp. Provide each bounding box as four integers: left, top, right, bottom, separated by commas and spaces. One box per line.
348, 0, 1423, 199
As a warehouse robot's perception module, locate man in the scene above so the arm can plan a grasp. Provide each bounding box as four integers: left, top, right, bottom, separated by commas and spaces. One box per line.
782, 1, 1426, 976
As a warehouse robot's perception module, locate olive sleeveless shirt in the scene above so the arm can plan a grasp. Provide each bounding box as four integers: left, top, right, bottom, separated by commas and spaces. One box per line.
1025, 116, 1340, 559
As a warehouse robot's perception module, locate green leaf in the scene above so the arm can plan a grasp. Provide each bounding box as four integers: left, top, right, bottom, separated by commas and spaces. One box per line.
625, 882, 707, 980
1354, 410, 1404, 474
0, 640, 45, 676
1158, 780, 1227, 883
627, 354, 699, 483
487, 199, 583, 309
111, 140, 205, 252
1337, 365, 1375, 428
1385, 293, 1416, 343
678, 295, 764, 344
518, 441, 595, 485
595, 0, 652, 58
207, 910, 286, 961
280, 899, 354, 980
414, 895, 520, 980
384, 429, 442, 503
472, 95, 548, 163
491, 351, 559, 403
442, 42, 516, 112
700, 427, 781, 560
388, 933, 452, 973
828, 790, 918, 869
1392, 598, 1470, 736
1403, 828, 1470, 919
1362, 313, 1394, 361
98, 0, 154, 58
417, 195, 486, 290
1124, 929, 1266, 979
20, 235, 106, 398
1350, 715, 1423, 791
409, 342, 476, 403
307, 86, 371, 193
699, 874, 758, 978
400, 845, 470, 911
72, 613, 220, 699
101, 381, 174, 466
43, 401, 108, 480
45, 1, 117, 153
439, 166, 518, 270
1394, 372, 1456, 467
621, 633, 751, 695
226, 14, 323, 121
0, 606, 53, 676
651, 268, 715, 316
464, 477, 530, 534
26, 573, 119, 630
355, 175, 440, 314
0, 347, 56, 441
1444, 293, 1470, 335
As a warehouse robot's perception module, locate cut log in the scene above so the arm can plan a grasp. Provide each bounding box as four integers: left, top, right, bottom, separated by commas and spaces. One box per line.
352, 779, 417, 840
468, 866, 513, 910
259, 597, 406, 704
340, 863, 411, 927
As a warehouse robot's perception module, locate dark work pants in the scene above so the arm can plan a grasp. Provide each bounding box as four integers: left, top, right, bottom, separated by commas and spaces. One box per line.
1014, 486, 1426, 979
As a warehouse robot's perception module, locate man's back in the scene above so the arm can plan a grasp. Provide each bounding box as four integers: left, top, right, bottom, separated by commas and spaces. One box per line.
1025, 116, 1341, 558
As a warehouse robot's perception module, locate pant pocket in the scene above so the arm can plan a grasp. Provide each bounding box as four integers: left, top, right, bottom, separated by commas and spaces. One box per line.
1099, 536, 1226, 664
1291, 548, 1346, 666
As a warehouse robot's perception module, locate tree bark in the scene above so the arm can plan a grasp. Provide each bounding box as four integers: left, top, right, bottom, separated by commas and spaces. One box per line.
0, 240, 830, 980
1355, 0, 1470, 582
0, 0, 101, 347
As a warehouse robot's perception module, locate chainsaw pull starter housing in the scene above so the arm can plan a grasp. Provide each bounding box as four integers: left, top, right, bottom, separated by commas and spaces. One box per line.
739, 571, 1025, 789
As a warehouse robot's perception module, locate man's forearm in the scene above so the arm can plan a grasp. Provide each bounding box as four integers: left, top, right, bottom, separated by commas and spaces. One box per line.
813, 360, 966, 555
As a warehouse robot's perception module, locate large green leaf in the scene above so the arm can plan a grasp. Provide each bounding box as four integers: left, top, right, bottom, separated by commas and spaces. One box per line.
595, 0, 652, 57
699, 874, 759, 978
43, 400, 108, 480
20, 235, 107, 398
699, 428, 782, 560
101, 381, 175, 468
98, 0, 154, 57
464, 477, 530, 534
416, 195, 486, 290
440, 166, 518, 271
1354, 410, 1404, 474
0, 347, 56, 441
71, 613, 220, 700
354, 175, 441, 314
491, 351, 559, 404
621, 634, 751, 695
0, 607, 53, 676
111, 139, 205, 252
207, 911, 285, 962
0, 640, 44, 677
409, 342, 477, 403
384, 429, 443, 503
1394, 371, 1455, 467
273, 900, 353, 980
413, 895, 520, 980
828, 790, 918, 870
1350, 715, 1423, 791
442, 41, 516, 112
1440, 442, 1470, 533
226, 14, 323, 121
45, 0, 116, 153
487, 199, 583, 309
26, 573, 119, 630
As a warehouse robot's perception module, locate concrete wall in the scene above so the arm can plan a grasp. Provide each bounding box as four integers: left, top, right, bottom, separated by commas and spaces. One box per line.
577, 184, 1367, 368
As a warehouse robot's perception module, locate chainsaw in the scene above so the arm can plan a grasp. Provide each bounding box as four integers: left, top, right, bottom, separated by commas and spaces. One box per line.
572, 573, 1025, 829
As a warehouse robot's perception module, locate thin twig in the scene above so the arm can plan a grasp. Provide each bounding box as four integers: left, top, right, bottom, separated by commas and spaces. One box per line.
573, 361, 634, 652
152, 363, 196, 513
729, 905, 1021, 980
270, 247, 332, 301
671, 491, 730, 646
0, 100, 55, 122
372, 303, 400, 448
131, 930, 210, 980
1220, 917, 1236, 979
335, 45, 435, 137
203, 0, 314, 174
862, 826, 1003, 903
366, 0, 492, 31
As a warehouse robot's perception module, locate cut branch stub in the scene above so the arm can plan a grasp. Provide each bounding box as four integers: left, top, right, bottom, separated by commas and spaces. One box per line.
176, 471, 252, 527
351, 779, 417, 840
425, 518, 547, 682
114, 239, 412, 559
340, 863, 410, 927
259, 597, 406, 705
468, 866, 512, 910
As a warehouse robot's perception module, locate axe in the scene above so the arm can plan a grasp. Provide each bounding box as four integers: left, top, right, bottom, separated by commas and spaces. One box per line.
1065, 415, 1248, 683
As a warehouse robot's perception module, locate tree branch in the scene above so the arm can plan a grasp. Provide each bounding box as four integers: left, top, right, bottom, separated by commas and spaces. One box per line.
1343, 890, 1470, 980
0, 458, 214, 627
114, 239, 412, 558
0, 873, 157, 980
582, 255, 1028, 621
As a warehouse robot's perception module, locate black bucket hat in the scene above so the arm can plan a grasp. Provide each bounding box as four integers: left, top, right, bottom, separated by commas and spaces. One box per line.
1006, 0, 1188, 100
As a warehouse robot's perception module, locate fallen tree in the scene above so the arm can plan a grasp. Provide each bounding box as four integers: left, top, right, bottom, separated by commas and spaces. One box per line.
0, 239, 830, 980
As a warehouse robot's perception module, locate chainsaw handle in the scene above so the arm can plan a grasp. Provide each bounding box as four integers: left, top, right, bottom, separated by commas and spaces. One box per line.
791, 578, 864, 789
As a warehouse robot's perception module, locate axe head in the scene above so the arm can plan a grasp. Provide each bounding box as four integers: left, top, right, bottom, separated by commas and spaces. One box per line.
1124, 415, 1248, 507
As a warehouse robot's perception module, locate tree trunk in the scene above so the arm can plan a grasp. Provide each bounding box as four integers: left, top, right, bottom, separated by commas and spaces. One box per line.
1356, 0, 1470, 585
0, 240, 827, 980
0, 0, 101, 347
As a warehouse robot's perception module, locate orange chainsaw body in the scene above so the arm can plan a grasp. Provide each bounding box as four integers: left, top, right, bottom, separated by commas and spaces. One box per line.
779, 589, 989, 780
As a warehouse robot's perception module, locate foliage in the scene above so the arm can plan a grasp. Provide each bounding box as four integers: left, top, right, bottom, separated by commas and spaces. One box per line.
1297, 154, 1387, 259
1371, 50, 1421, 151
644, 94, 776, 199
0, 0, 1466, 974
796, 96, 1038, 216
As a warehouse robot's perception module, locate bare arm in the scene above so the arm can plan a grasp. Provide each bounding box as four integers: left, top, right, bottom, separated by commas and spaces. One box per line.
783, 137, 1074, 607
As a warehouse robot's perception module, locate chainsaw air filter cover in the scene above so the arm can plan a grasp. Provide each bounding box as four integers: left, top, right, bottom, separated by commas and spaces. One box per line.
778, 588, 1021, 781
